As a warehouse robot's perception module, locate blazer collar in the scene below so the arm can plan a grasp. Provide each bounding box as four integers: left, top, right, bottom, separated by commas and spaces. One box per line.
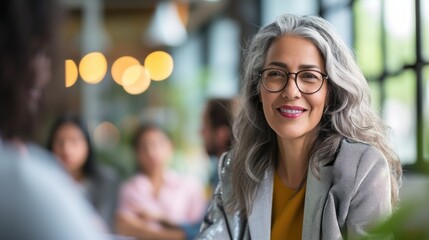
302, 163, 333, 240
248, 168, 274, 240
247, 161, 333, 240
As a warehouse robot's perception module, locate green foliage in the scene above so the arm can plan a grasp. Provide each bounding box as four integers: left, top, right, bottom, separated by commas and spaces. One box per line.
385, 71, 416, 105
366, 195, 429, 240
354, 1, 382, 76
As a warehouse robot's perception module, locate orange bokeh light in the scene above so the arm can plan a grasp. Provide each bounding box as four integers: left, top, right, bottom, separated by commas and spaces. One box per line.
144, 51, 174, 81
79, 52, 107, 84
122, 65, 151, 95
111, 56, 140, 86
65, 59, 78, 87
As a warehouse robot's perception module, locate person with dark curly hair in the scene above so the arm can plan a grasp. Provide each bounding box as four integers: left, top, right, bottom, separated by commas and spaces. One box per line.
0, 0, 109, 239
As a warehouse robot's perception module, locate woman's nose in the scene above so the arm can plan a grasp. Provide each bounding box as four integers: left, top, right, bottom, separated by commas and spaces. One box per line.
281, 74, 301, 100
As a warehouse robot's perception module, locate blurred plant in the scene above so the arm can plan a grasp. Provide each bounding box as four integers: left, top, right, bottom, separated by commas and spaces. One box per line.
364, 193, 429, 240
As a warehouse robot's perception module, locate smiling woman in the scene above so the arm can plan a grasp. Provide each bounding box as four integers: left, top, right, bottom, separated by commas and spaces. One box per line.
196, 14, 402, 240
260, 36, 328, 147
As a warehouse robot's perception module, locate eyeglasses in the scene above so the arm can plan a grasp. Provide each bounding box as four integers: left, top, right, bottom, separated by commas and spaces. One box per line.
259, 68, 328, 94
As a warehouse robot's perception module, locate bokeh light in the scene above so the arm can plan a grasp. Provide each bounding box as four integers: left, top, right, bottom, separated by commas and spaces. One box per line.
111, 56, 140, 86
144, 51, 174, 81
93, 121, 120, 148
65, 59, 78, 87
79, 52, 107, 84
122, 65, 151, 95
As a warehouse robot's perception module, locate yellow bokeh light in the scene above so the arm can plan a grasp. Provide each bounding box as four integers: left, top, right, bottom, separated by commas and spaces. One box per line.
122, 65, 151, 95
111, 56, 140, 86
144, 51, 174, 81
79, 52, 107, 84
65, 59, 78, 88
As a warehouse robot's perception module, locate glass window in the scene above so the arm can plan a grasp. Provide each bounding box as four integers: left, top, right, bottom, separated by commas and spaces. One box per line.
423, 0, 429, 61
321, 0, 349, 8
383, 71, 416, 164
325, 7, 353, 47
171, 34, 205, 147
354, 0, 383, 76
369, 80, 381, 112
424, 67, 429, 160
207, 18, 240, 97
261, 0, 317, 26
384, 0, 416, 72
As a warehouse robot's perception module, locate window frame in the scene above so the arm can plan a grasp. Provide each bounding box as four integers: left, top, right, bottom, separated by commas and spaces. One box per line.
319, 0, 429, 173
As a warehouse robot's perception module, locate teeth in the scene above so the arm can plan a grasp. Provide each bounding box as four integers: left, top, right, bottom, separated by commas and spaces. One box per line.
280, 109, 302, 114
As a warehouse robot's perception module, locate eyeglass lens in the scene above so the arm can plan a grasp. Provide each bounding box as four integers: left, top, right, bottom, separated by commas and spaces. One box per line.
261, 69, 324, 94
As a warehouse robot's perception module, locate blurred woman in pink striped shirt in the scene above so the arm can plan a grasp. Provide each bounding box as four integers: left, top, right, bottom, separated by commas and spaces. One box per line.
116, 123, 206, 240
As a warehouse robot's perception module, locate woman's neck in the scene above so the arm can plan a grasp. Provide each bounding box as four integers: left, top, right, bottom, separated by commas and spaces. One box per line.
146, 169, 164, 197
276, 136, 314, 189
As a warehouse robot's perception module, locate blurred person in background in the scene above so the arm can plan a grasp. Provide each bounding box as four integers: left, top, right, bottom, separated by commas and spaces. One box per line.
200, 97, 235, 192
166, 97, 237, 239
197, 14, 402, 240
46, 114, 120, 231
116, 123, 206, 240
0, 0, 109, 239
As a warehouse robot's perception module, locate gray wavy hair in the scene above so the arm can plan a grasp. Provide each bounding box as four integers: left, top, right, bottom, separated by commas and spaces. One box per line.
229, 14, 402, 215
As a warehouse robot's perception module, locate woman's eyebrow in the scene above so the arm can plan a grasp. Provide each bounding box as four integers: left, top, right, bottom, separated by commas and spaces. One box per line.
266, 62, 321, 70
266, 61, 287, 68
299, 64, 321, 70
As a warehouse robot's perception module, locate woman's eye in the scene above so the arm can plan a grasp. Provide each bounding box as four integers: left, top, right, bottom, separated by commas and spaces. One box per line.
267, 71, 284, 77
301, 72, 317, 79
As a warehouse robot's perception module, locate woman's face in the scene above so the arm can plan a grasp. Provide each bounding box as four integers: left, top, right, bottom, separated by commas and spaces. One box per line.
260, 35, 328, 143
52, 123, 89, 175
136, 129, 173, 174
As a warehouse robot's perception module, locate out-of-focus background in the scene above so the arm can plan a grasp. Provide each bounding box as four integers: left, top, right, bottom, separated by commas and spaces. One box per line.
36, 0, 428, 187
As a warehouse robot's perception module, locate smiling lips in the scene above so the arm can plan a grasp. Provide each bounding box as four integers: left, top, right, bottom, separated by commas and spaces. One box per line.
277, 105, 306, 119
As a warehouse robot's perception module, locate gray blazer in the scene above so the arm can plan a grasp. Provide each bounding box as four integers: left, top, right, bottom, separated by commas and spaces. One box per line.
196, 139, 392, 240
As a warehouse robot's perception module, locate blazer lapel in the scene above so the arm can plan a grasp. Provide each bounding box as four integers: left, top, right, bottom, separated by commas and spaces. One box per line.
302, 165, 333, 240
248, 168, 274, 240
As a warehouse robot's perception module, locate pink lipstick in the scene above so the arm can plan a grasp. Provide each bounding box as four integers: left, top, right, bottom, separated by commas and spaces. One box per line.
277, 105, 306, 119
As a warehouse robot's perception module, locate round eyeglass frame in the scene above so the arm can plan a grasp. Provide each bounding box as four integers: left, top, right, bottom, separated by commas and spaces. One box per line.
258, 68, 329, 94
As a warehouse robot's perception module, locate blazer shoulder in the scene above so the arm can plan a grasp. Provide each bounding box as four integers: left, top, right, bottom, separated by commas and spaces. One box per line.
333, 139, 389, 186
338, 139, 386, 164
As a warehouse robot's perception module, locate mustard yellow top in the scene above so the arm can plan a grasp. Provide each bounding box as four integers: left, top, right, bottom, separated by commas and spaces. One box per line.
271, 172, 306, 240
